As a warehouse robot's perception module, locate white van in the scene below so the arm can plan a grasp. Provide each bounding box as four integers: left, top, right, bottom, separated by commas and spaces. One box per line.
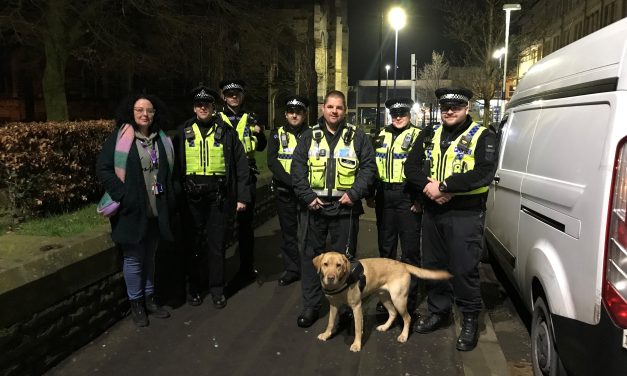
485, 18, 627, 375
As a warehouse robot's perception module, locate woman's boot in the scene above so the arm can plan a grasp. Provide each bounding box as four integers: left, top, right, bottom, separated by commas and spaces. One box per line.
130, 298, 149, 327
146, 294, 171, 318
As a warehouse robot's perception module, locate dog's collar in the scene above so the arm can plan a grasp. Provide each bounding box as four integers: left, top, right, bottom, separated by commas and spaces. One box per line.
322, 261, 366, 296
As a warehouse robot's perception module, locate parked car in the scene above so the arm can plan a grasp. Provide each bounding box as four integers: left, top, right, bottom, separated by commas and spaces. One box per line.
485, 18, 627, 376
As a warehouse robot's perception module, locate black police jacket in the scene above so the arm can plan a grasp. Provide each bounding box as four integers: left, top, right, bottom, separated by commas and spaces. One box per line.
404, 115, 497, 212
291, 118, 376, 215
174, 116, 251, 206
267, 123, 309, 189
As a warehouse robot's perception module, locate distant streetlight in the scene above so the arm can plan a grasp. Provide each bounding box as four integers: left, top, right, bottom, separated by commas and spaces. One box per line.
493, 47, 506, 121
502, 4, 521, 115
385, 64, 391, 100
388, 6, 406, 95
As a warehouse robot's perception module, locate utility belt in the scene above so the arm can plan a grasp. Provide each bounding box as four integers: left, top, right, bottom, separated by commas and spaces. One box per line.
312, 188, 347, 198
184, 178, 225, 202
271, 180, 294, 195
378, 181, 405, 191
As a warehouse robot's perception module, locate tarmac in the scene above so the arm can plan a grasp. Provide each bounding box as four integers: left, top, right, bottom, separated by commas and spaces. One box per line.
45, 208, 530, 376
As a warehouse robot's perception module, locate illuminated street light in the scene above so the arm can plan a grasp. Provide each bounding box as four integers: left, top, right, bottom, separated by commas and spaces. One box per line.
502, 4, 521, 115
388, 6, 406, 95
493, 47, 506, 121
385, 64, 391, 100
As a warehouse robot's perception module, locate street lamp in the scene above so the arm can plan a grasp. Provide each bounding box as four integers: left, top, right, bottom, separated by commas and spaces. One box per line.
501, 4, 521, 115
493, 47, 506, 121
385, 64, 390, 100
388, 6, 406, 95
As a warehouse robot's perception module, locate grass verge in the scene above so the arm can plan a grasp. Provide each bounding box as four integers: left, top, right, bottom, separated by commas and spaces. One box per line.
12, 204, 108, 237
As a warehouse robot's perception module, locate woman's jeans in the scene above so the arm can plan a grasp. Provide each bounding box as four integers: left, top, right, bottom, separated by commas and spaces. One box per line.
119, 219, 159, 300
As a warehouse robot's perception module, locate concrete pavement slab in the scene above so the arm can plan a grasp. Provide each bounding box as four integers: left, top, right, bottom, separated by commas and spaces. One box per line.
46, 214, 511, 376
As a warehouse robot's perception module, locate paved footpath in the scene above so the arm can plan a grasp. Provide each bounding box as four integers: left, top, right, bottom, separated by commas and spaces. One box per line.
46, 210, 526, 376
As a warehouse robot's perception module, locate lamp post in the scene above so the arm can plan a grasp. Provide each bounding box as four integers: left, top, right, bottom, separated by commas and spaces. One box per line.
493, 47, 506, 121
385, 64, 390, 100
501, 4, 521, 116
388, 6, 406, 96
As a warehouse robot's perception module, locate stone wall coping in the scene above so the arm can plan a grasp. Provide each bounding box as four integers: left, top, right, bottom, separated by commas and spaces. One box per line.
0, 225, 113, 296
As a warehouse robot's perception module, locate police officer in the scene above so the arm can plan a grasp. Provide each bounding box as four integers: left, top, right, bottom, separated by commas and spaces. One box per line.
291, 90, 376, 328
370, 97, 422, 314
218, 79, 268, 286
405, 87, 497, 351
176, 85, 250, 309
267, 95, 310, 286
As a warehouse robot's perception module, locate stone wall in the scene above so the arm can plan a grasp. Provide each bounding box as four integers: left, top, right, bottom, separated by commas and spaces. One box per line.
0, 180, 277, 376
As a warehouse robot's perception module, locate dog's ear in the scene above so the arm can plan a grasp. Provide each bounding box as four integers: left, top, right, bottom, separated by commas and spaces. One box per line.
342, 254, 350, 274
312, 253, 324, 273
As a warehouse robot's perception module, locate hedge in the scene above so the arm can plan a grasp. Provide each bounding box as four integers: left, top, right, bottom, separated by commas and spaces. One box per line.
0, 120, 115, 219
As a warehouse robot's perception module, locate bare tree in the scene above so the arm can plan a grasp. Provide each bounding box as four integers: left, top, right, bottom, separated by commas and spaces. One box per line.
439, 0, 506, 125
417, 51, 450, 107
0, 0, 278, 120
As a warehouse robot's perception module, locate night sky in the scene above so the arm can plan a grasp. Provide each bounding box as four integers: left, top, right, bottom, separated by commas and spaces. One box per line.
347, 0, 455, 85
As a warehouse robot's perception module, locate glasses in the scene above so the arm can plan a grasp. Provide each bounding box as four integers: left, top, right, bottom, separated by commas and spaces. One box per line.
134, 107, 156, 115
440, 105, 465, 113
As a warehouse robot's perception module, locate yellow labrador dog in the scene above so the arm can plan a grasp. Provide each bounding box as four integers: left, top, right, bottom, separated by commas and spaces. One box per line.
314, 251, 451, 352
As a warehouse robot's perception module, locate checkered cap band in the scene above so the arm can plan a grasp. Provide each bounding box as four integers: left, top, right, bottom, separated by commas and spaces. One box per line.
439, 93, 469, 102
390, 102, 411, 110
222, 83, 244, 91
195, 89, 213, 101
287, 99, 306, 108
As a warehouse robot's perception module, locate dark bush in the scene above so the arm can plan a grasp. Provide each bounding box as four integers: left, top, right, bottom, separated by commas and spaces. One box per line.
0, 120, 115, 219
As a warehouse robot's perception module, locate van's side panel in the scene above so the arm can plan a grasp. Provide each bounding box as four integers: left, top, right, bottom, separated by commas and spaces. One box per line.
519, 99, 612, 324
485, 109, 540, 277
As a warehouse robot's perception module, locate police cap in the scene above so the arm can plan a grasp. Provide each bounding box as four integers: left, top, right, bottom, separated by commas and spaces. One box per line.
285, 95, 309, 111
435, 87, 473, 106
219, 79, 246, 93
385, 97, 414, 116
191, 85, 218, 105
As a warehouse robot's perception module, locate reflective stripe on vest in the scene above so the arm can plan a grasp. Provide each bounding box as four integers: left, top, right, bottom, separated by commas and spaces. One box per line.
427, 122, 488, 195
375, 126, 419, 183
277, 126, 299, 174
184, 123, 226, 176
307, 124, 358, 197
220, 112, 257, 157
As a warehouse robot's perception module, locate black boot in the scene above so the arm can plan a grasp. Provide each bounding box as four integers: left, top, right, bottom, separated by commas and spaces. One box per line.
456, 313, 480, 351
414, 312, 452, 333
130, 299, 149, 327
146, 294, 170, 318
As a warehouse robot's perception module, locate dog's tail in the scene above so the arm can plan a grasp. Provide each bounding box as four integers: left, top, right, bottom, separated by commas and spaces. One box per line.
405, 264, 452, 280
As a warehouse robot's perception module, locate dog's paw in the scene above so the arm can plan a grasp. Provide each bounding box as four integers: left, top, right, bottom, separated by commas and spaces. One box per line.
397, 333, 408, 343
317, 332, 331, 341
349, 342, 362, 352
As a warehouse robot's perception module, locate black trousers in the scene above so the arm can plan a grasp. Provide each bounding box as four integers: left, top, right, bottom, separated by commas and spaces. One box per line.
300, 210, 359, 309
186, 197, 228, 297
422, 209, 485, 315
375, 187, 422, 311
237, 180, 256, 275
274, 188, 300, 277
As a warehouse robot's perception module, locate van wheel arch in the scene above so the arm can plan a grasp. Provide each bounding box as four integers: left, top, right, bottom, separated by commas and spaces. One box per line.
531, 289, 567, 376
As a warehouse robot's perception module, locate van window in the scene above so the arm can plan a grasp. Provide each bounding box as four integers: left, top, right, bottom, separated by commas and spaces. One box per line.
501, 110, 540, 172
527, 103, 610, 185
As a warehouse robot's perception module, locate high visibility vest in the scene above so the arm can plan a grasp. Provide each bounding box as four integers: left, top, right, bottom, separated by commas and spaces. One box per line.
183, 123, 226, 176
426, 122, 488, 195
375, 126, 420, 183
220, 112, 257, 157
276, 126, 300, 174
307, 124, 358, 197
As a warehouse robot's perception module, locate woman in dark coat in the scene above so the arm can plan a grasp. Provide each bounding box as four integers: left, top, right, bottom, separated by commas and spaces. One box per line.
96, 93, 177, 327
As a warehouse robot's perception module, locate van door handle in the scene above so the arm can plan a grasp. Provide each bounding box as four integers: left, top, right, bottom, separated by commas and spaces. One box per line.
494, 174, 501, 184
